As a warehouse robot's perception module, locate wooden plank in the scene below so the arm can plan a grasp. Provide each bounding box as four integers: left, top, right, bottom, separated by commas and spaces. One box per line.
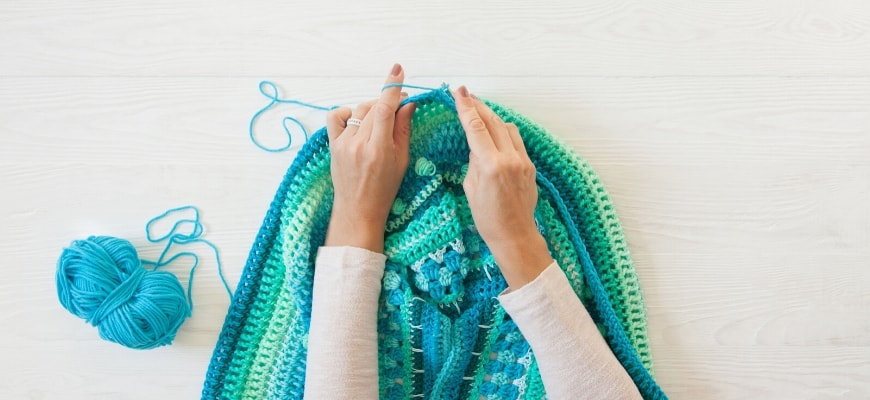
1, 1, 869, 77
653, 346, 870, 399
0, 77, 867, 165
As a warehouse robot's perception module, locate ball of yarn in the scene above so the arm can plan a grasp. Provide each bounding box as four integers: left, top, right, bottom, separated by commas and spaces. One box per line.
56, 236, 191, 350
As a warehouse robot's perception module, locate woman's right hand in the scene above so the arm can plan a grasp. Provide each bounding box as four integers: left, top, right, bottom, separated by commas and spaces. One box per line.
453, 86, 554, 290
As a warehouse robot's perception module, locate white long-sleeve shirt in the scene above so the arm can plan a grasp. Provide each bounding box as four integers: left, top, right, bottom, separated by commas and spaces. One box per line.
304, 246, 643, 400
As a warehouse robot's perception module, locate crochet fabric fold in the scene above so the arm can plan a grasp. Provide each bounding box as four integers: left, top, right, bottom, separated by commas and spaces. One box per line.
202, 87, 668, 399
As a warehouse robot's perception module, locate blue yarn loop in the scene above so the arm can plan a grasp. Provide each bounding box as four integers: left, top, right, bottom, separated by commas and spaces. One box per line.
249, 81, 339, 153
56, 205, 232, 350
142, 205, 233, 310
249, 81, 450, 152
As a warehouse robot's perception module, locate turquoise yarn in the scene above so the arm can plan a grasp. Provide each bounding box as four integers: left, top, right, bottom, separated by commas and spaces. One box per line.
249, 81, 339, 152
56, 236, 190, 350
248, 81, 445, 153
56, 205, 232, 350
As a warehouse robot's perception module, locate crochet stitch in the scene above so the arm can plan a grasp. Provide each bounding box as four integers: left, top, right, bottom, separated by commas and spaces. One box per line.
202, 87, 668, 399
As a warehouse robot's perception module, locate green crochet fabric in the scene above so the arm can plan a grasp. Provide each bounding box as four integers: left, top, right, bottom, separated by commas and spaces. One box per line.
202, 87, 667, 399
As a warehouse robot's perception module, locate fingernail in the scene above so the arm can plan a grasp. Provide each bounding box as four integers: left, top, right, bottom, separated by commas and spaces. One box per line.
457, 86, 470, 98
391, 63, 402, 76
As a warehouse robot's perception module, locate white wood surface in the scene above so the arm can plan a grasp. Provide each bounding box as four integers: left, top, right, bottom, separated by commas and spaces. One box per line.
1, 1, 869, 399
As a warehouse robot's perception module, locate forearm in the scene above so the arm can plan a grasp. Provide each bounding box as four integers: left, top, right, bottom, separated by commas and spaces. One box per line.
303, 246, 385, 399
499, 262, 643, 400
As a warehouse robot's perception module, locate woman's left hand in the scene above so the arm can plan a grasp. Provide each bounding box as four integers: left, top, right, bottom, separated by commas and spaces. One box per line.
324, 64, 416, 253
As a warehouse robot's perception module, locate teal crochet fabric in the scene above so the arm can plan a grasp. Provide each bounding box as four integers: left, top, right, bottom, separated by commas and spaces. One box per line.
202, 87, 667, 399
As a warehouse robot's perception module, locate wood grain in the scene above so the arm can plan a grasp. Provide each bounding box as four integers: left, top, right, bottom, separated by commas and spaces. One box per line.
1, 0, 869, 399
1, 1, 869, 77
1, 77, 867, 165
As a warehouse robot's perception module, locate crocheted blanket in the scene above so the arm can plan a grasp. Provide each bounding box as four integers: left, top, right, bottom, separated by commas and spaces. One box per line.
202, 87, 668, 399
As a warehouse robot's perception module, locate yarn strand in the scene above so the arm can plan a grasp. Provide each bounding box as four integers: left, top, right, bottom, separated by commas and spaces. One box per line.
382, 82, 447, 92
249, 81, 450, 153
249, 81, 339, 153
141, 205, 233, 310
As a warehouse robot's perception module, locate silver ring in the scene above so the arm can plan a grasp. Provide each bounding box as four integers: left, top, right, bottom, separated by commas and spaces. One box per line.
346, 118, 363, 127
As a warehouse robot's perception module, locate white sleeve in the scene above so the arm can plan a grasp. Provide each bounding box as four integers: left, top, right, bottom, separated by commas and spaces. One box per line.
498, 262, 643, 400
303, 246, 385, 400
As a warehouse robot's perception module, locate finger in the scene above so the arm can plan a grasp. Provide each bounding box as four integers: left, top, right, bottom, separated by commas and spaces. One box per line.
371, 63, 405, 145
453, 85, 496, 157
393, 102, 416, 167
344, 99, 377, 136
505, 123, 529, 157
326, 107, 352, 142
472, 97, 512, 152
352, 100, 377, 120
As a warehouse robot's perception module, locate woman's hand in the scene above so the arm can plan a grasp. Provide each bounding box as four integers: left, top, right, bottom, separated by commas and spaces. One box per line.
453, 86, 554, 290
324, 64, 416, 253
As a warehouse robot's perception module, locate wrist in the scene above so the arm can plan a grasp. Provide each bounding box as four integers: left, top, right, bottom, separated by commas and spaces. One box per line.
486, 230, 553, 290
325, 208, 386, 253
